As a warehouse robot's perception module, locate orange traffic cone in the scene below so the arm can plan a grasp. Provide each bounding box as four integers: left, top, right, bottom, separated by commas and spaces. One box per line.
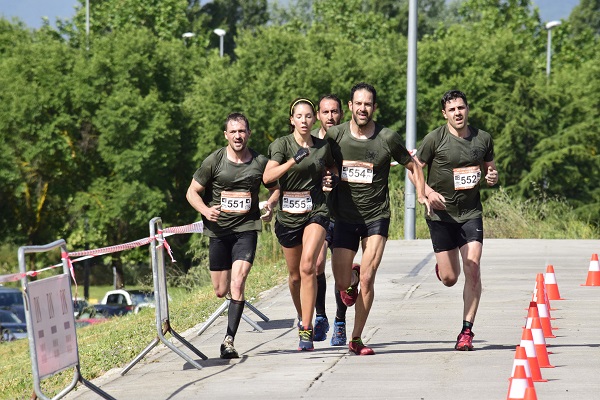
581, 253, 600, 286
507, 365, 535, 400
531, 316, 554, 368
536, 281, 556, 338
545, 264, 564, 300
536, 273, 556, 317
524, 387, 538, 400
510, 346, 535, 387
524, 301, 539, 330
520, 328, 546, 382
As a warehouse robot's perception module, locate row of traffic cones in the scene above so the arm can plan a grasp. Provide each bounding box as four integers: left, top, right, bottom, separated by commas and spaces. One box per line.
506, 264, 561, 399
507, 254, 600, 400
507, 254, 599, 399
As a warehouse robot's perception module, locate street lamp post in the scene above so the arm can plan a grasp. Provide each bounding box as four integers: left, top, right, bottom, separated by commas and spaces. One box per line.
213, 28, 226, 57
182, 31, 195, 46
404, 0, 418, 240
545, 20, 562, 78
85, 0, 90, 51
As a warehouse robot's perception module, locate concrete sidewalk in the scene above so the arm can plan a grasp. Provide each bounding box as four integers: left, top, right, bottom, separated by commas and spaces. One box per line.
66, 239, 600, 399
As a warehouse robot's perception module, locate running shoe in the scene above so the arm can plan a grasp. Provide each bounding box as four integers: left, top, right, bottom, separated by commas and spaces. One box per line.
348, 337, 375, 355
313, 315, 330, 342
340, 263, 360, 307
298, 328, 314, 351
435, 263, 441, 281
220, 335, 239, 359
455, 328, 475, 351
330, 320, 347, 346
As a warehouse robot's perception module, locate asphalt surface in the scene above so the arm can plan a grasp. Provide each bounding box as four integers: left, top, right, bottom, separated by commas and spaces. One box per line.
65, 239, 600, 400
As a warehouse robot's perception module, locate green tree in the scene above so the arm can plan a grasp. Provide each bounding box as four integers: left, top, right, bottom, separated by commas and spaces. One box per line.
68, 0, 190, 41
569, 0, 600, 37
65, 28, 203, 285
0, 26, 81, 248
188, 0, 269, 57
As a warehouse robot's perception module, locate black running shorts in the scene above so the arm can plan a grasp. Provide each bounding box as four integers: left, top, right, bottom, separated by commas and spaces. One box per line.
332, 218, 390, 252
274, 215, 330, 248
426, 218, 483, 253
208, 231, 258, 271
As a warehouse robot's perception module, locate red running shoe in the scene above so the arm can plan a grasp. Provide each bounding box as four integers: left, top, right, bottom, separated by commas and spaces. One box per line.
455, 328, 474, 351
340, 263, 360, 307
348, 338, 375, 355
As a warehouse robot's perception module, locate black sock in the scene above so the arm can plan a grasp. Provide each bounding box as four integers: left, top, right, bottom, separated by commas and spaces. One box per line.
315, 273, 327, 316
334, 289, 347, 321
226, 299, 245, 339
462, 320, 473, 332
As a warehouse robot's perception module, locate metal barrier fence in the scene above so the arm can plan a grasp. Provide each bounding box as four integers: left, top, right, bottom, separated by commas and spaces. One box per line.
19, 240, 114, 400
121, 217, 207, 374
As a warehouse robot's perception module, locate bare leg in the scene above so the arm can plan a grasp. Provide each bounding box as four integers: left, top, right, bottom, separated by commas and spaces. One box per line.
281, 246, 303, 319
434, 249, 461, 287
351, 235, 387, 339
210, 270, 232, 298
298, 223, 326, 328
459, 241, 483, 323
229, 260, 252, 302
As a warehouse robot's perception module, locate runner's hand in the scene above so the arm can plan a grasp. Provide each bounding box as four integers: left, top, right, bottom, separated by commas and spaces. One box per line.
427, 191, 446, 210
418, 195, 432, 216
485, 166, 498, 186
322, 170, 338, 192
260, 202, 274, 222
202, 205, 221, 222
293, 147, 310, 164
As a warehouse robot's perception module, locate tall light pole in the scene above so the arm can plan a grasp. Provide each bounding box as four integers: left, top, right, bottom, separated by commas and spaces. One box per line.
85, 0, 90, 51
213, 28, 226, 57
545, 20, 561, 78
404, 0, 418, 240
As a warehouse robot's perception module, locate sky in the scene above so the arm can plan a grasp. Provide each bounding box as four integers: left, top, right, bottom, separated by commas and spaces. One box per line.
0, 0, 581, 29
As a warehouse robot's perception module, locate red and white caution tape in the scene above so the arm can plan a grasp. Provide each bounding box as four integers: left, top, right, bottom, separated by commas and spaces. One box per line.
0, 221, 203, 283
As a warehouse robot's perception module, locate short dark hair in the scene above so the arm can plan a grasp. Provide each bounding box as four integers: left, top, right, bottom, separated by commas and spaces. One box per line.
440, 90, 468, 110
350, 82, 377, 105
224, 112, 250, 132
317, 94, 342, 111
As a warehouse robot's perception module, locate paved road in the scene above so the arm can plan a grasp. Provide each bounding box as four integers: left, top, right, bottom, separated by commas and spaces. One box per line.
66, 239, 600, 399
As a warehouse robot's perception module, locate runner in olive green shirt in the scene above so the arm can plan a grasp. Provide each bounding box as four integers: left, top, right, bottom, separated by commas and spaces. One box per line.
311, 94, 344, 344
326, 83, 429, 355
264, 98, 337, 352
411, 90, 498, 351
187, 113, 279, 359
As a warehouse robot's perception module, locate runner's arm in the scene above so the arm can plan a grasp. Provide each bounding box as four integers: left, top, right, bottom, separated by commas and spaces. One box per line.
186, 179, 221, 222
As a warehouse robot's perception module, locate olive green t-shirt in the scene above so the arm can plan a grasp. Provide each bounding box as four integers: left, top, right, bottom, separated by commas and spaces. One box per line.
193, 147, 275, 237
326, 121, 412, 223
267, 134, 334, 228
417, 124, 495, 223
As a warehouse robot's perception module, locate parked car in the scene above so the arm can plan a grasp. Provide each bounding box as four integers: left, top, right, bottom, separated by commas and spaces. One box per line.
0, 287, 25, 322
0, 309, 27, 341
93, 289, 156, 317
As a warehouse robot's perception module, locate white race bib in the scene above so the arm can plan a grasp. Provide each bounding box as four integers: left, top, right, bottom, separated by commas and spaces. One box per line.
282, 191, 313, 214
453, 166, 481, 190
341, 160, 374, 184
220, 191, 252, 213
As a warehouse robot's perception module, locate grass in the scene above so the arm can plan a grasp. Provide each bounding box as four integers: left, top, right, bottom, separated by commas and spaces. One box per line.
0, 241, 288, 399
1, 187, 597, 398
